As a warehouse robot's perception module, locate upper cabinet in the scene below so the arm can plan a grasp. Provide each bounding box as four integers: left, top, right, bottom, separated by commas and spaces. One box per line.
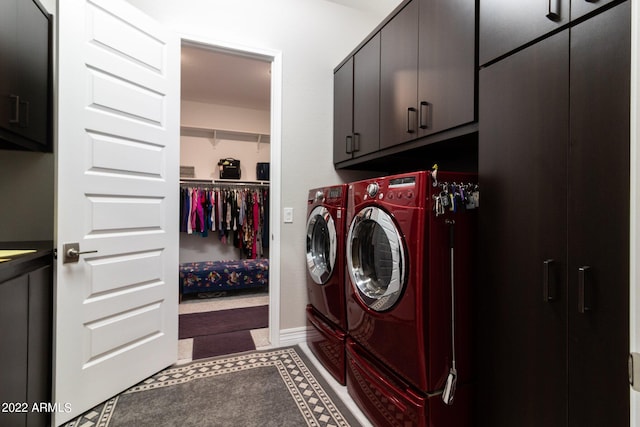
380, 1, 419, 149
334, 0, 477, 167
417, 0, 475, 138
333, 58, 354, 164
0, 0, 52, 152
479, 0, 570, 66
571, 0, 618, 20
480, 0, 618, 66
334, 34, 381, 164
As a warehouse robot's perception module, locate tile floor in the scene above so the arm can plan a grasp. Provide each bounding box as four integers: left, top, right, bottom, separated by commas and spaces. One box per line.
177, 291, 373, 427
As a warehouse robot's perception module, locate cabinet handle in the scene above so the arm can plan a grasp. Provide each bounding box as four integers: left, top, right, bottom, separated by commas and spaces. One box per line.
578, 266, 592, 313
346, 135, 353, 154
353, 132, 361, 152
546, 0, 561, 21
419, 101, 430, 130
20, 100, 29, 128
407, 107, 417, 134
9, 95, 19, 124
543, 259, 555, 302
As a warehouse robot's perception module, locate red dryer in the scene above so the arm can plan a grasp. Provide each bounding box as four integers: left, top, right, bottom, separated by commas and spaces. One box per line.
305, 184, 348, 385
344, 171, 478, 427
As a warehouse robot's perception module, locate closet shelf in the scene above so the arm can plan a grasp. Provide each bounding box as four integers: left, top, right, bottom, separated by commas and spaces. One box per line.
180, 178, 269, 187
180, 126, 270, 144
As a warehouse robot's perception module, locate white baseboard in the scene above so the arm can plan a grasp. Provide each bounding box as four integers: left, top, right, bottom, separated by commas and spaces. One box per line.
278, 326, 314, 347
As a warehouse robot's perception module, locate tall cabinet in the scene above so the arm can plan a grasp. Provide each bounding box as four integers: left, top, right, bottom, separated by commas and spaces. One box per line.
478, 2, 630, 426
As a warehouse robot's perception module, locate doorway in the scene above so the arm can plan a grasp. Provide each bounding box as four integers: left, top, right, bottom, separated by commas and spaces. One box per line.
177, 39, 281, 362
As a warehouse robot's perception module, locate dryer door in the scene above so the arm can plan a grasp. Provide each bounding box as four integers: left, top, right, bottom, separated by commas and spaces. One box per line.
347, 206, 406, 311
306, 206, 337, 284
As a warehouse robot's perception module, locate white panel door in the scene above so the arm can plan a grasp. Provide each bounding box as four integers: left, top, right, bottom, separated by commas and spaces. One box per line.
54, 0, 179, 424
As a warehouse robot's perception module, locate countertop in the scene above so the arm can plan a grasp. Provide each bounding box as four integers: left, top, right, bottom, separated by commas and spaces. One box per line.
0, 241, 54, 283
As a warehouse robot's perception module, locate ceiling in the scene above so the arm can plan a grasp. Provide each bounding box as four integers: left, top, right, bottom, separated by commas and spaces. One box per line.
181, 44, 272, 111
179, 1, 401, 111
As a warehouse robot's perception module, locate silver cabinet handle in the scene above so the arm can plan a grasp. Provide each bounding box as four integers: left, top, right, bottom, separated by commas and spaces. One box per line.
547, 0, 561, 21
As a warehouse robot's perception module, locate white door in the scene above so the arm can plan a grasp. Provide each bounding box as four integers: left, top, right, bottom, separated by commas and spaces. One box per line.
54, 0, 179, 424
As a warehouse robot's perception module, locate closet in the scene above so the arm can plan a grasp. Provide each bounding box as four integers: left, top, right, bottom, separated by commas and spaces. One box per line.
179, 44, 271, 269
477, 1, 630, 426
180, 181, 269, 260
177, 43, 271, 361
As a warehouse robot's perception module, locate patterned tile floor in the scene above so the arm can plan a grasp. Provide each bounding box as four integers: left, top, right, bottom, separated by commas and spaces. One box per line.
177, 290, 374, 427
177, 290, 270, 364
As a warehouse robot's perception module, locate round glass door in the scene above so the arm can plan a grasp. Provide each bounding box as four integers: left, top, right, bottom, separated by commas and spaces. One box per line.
306, 206, 337, 285
347, 206, 406, 312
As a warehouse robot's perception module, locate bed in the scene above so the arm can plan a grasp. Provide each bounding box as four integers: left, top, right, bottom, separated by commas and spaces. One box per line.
179, 258, 269, 297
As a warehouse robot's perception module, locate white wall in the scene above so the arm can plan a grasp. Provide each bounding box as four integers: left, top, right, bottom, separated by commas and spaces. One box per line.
126, 0, 401, 330
0, 151, 54, 241
180, 100, 270, 181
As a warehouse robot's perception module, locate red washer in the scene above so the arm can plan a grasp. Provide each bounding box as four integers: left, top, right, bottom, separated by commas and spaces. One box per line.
305, 184, 348, 384
345, 171, 477, 423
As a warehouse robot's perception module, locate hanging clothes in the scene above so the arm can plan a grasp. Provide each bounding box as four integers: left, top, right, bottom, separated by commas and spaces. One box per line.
179, 183, 269, 259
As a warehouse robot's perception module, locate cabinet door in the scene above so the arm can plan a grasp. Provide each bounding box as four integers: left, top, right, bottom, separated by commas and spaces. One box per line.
418, 0, 475, 137
380, 0, 418, 150
568, 3, 630, 426
478, 30, 569, 426
479, 0, 569, 66
0, 0, 18, 138
14, 0, 50, 147
333, 58, 353, 164
352, 33, 380, 158
571, 0, 617, 21
0, 274, 29, 427
27, 265, 52, 427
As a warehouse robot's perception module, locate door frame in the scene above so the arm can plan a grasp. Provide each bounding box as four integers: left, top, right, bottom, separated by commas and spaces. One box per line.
631, 0, 639, 422
180, 35, 282, 347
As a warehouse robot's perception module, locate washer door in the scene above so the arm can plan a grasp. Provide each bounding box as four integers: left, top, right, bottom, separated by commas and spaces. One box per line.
347, 206, 406, 312
306, 206, 337, 285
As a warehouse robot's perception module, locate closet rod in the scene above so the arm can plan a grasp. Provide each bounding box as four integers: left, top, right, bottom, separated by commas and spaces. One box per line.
180, 178, 269, 188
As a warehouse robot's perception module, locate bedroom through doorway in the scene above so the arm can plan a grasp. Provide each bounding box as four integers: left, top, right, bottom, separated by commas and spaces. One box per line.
177, 41, 273, 363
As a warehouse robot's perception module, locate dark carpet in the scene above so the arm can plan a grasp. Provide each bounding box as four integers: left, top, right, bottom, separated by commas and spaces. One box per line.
192, 329, 255, 359
62, 346, 363, 427
179, 305, 268, 339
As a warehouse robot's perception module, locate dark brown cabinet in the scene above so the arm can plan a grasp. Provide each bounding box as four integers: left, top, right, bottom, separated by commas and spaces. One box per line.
571, 0, 618, 20
478, 2, 630, 426
0, 0, 52, 152
380, 0, 476, 149
417, 0, 475, 138
333, 58, 353, 164
567, 3, 630, 424
478, 30, 569, 425
333, 34, 381, 164
379, 0, 419, 149
0, 274, 30, 427
479, 0, 570, 66
352, 33, 381, 159
0, 260, 52, 427
334, 0, 476, 167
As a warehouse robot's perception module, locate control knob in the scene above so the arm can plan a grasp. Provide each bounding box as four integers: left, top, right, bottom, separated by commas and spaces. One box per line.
366, 182, 379, 198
